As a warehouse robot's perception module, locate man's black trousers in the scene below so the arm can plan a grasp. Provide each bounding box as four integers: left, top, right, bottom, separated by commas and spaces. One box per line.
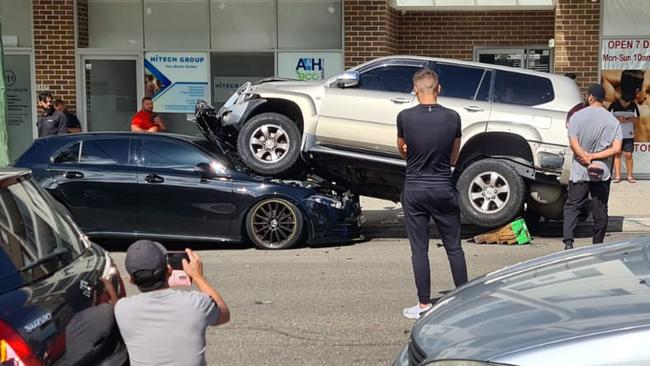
403, 182, 468, 304
563, 180, 611, 245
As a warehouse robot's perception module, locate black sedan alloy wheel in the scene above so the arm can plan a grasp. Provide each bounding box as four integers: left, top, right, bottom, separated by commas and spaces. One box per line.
246, 198, 303, 249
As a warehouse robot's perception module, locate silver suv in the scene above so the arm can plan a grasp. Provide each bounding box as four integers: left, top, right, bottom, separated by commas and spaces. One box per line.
201, 56, 583, 228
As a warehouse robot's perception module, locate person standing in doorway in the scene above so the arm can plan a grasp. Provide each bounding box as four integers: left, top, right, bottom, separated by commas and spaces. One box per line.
609, 70, 643, 183
131, 97, 165, 133
563, 84, 622, 250
36, 92, 69, 137
53, 99, 82, 133
397, 69, 468, 320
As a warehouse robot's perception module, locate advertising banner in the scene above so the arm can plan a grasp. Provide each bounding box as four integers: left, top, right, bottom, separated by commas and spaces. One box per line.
277, 52, 343, 81
601, 38, 650, 176
144, 52, 209, 113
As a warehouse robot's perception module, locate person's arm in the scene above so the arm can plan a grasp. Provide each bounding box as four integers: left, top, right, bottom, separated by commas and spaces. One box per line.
182, 249, 230, 326
153, 115, 166, 130
396, 112, 407, 160
569, 137, 591, 166
56, 113, 69, 135
590, 139, 623, 160
451, 138, 461, 167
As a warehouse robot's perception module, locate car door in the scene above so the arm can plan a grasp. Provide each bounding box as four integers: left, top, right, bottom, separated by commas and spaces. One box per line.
316, 59, 429, 156
47, 137, 138, 233
432, 62, 493, 138
134, 138, 234, 239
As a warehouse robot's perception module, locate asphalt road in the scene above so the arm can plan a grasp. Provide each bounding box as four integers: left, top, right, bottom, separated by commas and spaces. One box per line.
106, 232, 639, 365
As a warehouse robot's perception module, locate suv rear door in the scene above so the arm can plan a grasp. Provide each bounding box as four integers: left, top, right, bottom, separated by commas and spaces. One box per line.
316, 59, 429, 156
431, 62, 493, 137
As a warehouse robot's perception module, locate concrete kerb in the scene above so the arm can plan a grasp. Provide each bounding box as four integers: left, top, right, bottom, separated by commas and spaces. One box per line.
359, 181, 650, 240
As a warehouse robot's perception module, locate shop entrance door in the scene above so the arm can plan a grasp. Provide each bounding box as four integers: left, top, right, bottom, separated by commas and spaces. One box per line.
4, 52, 35, 162
80, 56, 141, 132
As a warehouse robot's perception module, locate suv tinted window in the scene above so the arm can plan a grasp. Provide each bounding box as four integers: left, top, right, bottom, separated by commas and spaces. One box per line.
141, 140, 210, 168
52, 142, 80, 164
80, 139, 130, 165
494, 70, 554, 106
359, 65, 422, 94
435, 63, 489, 101
0, 179, 85, 294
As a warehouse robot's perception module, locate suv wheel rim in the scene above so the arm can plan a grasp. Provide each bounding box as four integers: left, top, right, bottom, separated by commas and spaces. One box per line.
468, 171, 510, 214
249, 124, 290, 163
251, 200, 297, 248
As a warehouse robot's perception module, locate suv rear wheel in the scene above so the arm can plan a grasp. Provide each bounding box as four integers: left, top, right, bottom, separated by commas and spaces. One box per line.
237, 112, 301, 176
457, 159, 525, 228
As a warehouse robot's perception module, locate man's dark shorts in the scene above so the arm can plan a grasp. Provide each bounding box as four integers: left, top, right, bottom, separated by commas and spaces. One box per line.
622, 138, 635, 153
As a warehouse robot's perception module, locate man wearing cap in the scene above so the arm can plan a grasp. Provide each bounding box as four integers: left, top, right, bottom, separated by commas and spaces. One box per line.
114, 240, 230, 366
563, 84, 623, 250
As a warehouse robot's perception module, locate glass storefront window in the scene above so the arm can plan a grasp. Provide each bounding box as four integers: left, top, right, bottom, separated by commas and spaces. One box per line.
87, 0, 143, 49
0, 0, 32, 48
211, 0, 275, 50
144, 0, 210, 49
5, 54, 34, 161
277, 0, 342, 49
211, 53, 274, 106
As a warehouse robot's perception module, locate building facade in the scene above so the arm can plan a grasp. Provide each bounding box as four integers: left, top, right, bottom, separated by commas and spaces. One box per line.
2, 0, 643, 172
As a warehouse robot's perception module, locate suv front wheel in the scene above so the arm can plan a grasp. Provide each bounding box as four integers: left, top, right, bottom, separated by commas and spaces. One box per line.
457, 159, 525, 228
237, 112, 302, 176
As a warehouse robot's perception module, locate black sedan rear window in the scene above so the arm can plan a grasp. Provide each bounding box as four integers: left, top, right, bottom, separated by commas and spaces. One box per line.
0, 179, 86, 295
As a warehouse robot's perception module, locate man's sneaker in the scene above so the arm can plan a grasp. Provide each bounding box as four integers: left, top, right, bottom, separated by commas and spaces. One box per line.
564, 240, 574, 251
403, 304, 432, 320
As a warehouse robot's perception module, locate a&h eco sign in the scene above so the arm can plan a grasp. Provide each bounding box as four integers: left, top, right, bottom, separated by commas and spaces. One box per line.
278, 52, 343, 81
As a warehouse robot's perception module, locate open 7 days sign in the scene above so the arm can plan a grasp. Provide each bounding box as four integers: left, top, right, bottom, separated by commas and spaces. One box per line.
144, 52, 209, 113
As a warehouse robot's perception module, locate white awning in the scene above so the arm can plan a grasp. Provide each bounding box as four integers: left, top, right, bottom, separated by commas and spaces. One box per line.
390, 0, 557, 11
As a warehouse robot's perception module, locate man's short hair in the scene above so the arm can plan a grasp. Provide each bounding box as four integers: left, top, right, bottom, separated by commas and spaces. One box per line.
53, 99, 65, 108
38, 91, 52, 102
141, 97, 153, 104
412, 69, 439, 92
620, 69, 644, 102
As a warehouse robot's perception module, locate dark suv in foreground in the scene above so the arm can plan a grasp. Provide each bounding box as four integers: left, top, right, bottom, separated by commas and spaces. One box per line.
0, 168, 127, 366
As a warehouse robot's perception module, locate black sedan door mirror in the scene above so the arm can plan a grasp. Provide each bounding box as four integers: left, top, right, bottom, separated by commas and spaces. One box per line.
194, 162, 216, 179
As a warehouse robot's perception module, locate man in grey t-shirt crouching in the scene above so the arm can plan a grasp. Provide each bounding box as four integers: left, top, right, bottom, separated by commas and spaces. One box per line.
563, 84, 622, 250
115, 240, 230, 366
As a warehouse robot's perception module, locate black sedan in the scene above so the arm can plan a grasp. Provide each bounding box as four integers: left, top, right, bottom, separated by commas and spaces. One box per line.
14, 132, 361, 249
0, 168, 127, 366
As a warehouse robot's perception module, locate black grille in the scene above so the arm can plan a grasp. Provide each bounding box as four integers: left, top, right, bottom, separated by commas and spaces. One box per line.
408, 341, 426, 365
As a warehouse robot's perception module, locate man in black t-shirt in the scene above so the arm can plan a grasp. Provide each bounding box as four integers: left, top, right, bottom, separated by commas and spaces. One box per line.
36, 92, 69, 137
397, 69, 468, 320
53, 99, 82, 133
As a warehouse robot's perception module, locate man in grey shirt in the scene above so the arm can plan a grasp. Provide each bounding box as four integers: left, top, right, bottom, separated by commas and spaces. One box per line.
115, 240, 230, 366
563, 84, 622, 250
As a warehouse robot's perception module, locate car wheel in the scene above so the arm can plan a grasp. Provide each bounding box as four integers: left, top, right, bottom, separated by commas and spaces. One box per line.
246, 198, 304, 250
457, 159, 525, 228
237, 113, 301, 176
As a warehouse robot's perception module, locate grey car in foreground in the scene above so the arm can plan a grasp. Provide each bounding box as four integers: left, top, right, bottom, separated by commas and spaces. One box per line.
394, 238, 650, 366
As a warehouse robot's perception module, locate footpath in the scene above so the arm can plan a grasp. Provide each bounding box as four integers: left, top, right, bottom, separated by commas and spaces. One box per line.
361, 180, 650, 239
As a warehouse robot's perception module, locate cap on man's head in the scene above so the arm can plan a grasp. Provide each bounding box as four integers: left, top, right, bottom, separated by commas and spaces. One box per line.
125, 240, 168, 291
587, 84, 606, 100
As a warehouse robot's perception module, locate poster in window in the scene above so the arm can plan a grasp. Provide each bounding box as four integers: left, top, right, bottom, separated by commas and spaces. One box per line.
144, 52, 209, 113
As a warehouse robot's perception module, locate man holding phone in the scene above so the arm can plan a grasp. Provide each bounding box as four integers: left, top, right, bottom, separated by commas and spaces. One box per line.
563, 84, 622, 251
115, 240, 230, 366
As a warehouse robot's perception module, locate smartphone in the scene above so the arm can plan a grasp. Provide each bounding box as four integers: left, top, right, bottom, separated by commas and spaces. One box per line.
167, 251, 189, 270
168, 270, 191, 287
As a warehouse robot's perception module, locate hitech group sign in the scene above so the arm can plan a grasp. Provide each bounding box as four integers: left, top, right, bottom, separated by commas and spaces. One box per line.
144, 52, 209, 113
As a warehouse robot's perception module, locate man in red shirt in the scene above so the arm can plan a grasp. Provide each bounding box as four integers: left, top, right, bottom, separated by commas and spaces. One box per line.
131, 97, 165, 132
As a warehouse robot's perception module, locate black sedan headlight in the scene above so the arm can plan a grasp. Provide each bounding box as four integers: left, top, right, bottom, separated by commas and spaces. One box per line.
307, 194, 344, 210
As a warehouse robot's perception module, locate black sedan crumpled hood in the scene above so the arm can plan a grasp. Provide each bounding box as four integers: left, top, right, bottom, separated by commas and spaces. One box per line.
411, 238, 650, 361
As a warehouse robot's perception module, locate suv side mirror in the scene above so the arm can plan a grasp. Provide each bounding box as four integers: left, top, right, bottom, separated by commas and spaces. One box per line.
194, 162, 216, 180
334, 71, 360, 88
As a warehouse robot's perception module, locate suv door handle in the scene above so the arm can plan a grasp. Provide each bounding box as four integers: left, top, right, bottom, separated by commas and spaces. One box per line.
64, 171, 84, 179
464, 105, 484, 112
144, 174, 164, 184
390, 97, 411, 104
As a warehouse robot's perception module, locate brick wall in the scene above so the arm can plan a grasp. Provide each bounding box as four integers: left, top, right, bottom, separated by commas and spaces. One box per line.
554, 0, 600, 91
33, 0, 77, 112
344, 0, 397, 67
397, 11, 555, 60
